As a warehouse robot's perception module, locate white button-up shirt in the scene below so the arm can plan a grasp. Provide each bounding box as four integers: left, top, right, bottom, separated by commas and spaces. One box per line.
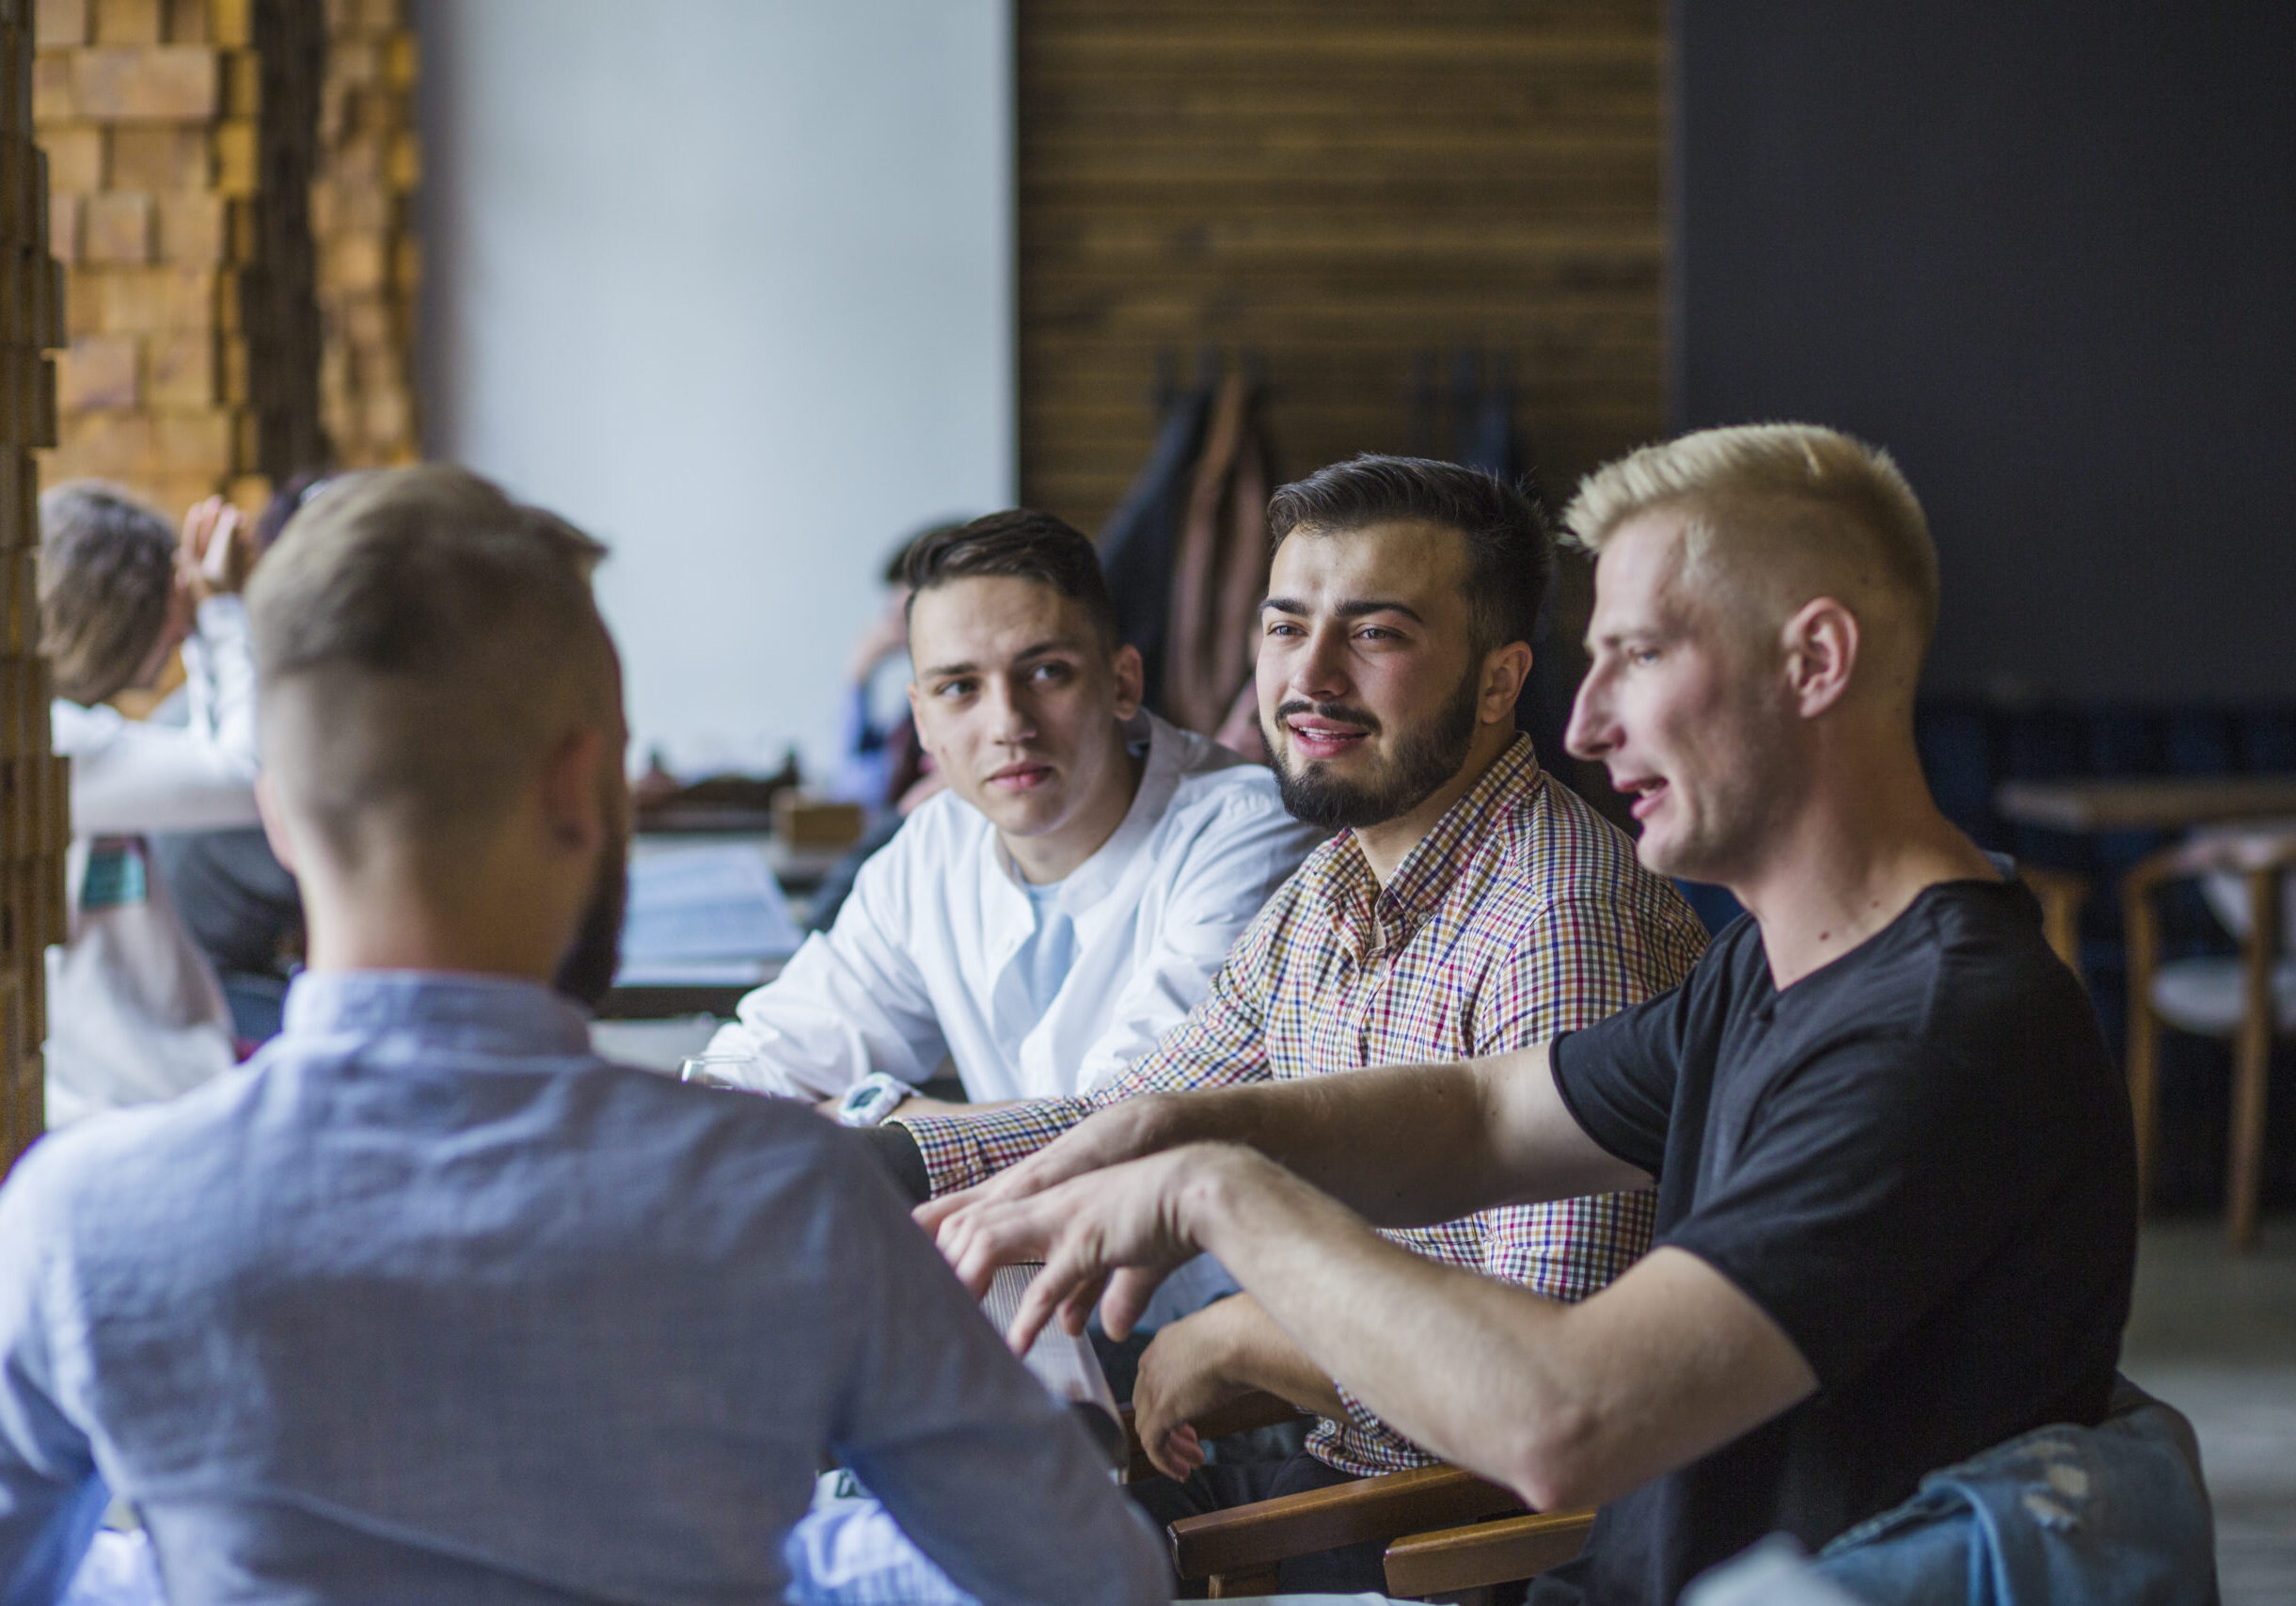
47, 596, 260, 1127
706, 712, 1321, 1103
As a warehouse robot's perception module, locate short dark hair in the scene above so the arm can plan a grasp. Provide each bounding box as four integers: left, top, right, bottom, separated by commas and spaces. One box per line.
884, 519, 970, 586
1267, 454, 1552, 655
903, 509, 1120, 648
38, 481, 179, 706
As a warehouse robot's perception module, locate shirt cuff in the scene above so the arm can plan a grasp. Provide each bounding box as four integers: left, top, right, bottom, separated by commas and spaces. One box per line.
195, 593, 249, 639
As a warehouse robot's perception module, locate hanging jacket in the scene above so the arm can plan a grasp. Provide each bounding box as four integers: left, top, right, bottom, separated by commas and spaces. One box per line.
1164, 372, 1276, 736
1097, 382, 1214, 711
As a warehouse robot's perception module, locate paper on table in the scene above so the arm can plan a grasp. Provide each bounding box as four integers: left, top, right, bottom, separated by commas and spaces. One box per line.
617, 843, 805, 967
983, 1263, 1119, 1423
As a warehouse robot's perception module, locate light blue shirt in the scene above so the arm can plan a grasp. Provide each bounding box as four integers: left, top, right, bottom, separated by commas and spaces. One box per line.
996, 878, 1081, 1044
0, 972, 1165, 1606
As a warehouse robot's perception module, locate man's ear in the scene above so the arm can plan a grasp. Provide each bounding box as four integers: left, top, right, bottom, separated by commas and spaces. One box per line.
1781, 597, 1860, 719
253, 771, 299, 875
1478, 641, 1534, 725
538, 726, 609, 854
1110, 642, 1145, 721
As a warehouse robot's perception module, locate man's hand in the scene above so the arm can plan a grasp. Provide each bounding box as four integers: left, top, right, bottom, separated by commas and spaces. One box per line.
1129, 1303, 1250, 1480
937, 1142, 1271, 1352
178, 496, 253, 602
1130, 1294, 1348, 1481
913, 1093, 1185, 1236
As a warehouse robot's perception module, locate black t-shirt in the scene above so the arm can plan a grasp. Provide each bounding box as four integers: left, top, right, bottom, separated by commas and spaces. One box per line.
1535, 877, 2135, 1605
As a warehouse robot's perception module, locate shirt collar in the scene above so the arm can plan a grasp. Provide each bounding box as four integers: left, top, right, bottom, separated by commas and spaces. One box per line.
1317, 735, 1545, 934
280, 971, 596, 1058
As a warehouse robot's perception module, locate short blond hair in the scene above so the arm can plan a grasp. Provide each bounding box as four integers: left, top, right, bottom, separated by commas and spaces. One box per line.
247, 466, 616, 866
1562, 423, 1939, 650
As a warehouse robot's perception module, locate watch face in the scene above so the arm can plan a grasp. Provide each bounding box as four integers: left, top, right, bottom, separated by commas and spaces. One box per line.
840, 1082, 899, 1126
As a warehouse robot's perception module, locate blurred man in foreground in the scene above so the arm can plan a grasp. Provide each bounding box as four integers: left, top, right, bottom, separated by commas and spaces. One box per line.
931, 425, 2140, 1604
0, 468, 1164, 1606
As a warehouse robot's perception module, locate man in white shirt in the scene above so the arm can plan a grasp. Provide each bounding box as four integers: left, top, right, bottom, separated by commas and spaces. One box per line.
40, 483, 261, 1124
706, 511, 1320, 1119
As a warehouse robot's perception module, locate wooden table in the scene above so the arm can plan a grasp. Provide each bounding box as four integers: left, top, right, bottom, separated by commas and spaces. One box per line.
1994, 774, 2296, 834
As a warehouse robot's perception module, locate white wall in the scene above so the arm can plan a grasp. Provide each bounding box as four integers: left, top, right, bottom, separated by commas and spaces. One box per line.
416, 0, 1014, 777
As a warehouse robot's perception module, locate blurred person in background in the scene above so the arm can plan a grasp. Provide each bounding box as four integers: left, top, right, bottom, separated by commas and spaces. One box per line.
808, 522, 962, 931
40, 482, 263, 1124
145, 471, 331, 1044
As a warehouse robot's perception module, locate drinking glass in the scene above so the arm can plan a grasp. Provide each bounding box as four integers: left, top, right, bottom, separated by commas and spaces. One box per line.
678, 1055, 751, 1091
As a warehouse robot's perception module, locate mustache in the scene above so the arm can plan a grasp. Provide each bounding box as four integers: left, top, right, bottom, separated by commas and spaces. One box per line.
1273, 699, 1383, 736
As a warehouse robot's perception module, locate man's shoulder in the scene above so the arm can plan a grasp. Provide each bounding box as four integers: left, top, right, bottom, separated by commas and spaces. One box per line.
4, 1068, 266, 1239
1480, 767, 1699, 925
1158, 724, 1284, 810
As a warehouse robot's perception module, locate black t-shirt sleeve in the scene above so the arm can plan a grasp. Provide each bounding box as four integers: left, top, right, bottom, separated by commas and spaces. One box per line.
1550, 984, 1689, 1176
1550, 919, 1751, 1175
1662, 1027, 2053, 1391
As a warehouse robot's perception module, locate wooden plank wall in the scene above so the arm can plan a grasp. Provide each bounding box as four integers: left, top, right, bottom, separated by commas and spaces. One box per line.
1016, 0, 1667, 533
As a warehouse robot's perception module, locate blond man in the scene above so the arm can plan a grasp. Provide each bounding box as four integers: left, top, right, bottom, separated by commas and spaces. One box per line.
928, 425, 2138, 1604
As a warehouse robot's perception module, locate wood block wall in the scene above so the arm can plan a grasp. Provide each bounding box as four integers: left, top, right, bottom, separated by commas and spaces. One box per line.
34, 0, 325, 515
0, 0, 70, 1169
313, 0, 414, 468
1017, 0, 1666, 531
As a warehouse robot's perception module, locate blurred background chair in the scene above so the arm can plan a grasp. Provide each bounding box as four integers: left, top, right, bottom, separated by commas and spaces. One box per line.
2124, 819, 2296, 1248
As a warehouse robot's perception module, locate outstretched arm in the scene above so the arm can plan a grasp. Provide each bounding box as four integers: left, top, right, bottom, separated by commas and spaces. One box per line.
953, 1143, 1814, 1513
921, 1042, 1648, 1240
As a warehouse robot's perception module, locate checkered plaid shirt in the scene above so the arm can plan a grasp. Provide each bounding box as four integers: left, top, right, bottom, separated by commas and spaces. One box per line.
900, 737, 1708, 1475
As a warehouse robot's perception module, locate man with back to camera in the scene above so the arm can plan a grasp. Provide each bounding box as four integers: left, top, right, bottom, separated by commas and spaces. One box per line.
704, 509, 1322, 1121
900, 456, 1708, 1592
0, 468, 1167, 1606
928, 425, 2139, 1603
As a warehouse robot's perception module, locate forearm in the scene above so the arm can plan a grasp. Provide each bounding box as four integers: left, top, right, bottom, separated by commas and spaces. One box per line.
1192, 1153, 1811, 1512
1129, 1058, 1527, 1229
1191, 1155, 1582, 1490
1209, 1295, 1347, 1421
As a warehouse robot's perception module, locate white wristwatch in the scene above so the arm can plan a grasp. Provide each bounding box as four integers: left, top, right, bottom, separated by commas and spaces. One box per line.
836, 1072, 920, 1128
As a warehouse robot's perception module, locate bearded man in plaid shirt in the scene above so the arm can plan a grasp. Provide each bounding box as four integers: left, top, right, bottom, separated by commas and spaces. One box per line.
878, 454, 1704, 1593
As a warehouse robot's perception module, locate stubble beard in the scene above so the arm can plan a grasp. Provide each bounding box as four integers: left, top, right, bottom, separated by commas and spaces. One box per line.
552, 831, 630, 1010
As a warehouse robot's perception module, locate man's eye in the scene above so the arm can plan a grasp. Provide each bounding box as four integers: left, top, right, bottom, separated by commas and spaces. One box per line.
1630, 647, 1660, 667
1356, 627, 1398, 642
937, 680, 974, 699
1265, 621, 1303, 637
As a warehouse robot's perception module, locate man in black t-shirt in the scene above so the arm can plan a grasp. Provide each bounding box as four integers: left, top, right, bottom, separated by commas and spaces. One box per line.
923, 423, 2139, 1605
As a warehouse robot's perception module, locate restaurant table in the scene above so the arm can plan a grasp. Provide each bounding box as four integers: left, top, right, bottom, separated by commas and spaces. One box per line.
1994, 774, 2296, 835
598, 833, 808, 1020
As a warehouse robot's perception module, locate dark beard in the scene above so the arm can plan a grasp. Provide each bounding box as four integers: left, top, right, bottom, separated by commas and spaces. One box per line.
552, 835, 629, 1010
1262, 667, 1482, 832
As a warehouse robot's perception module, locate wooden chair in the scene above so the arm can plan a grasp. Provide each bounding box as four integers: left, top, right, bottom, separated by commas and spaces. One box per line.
1384, 1507, 1596, 1603
2017, 864, 2089, 977
2122, 822, 2296, 1248
1119, 1391, 1585, 1598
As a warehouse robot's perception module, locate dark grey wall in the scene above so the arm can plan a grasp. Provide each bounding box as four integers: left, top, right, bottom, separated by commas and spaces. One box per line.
1675, 2, 2295, 703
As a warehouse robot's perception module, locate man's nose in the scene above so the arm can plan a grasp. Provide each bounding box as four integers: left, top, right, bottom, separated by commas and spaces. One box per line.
1564, 673, 1613, 763
985, 677, 1036, 743
1291, 624, 1352, 703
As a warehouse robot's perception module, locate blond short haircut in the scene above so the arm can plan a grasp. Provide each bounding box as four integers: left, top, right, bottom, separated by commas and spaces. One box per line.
247, 466, 615, 866
1562, 423, 1940, 656
38, 481, 178, 706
